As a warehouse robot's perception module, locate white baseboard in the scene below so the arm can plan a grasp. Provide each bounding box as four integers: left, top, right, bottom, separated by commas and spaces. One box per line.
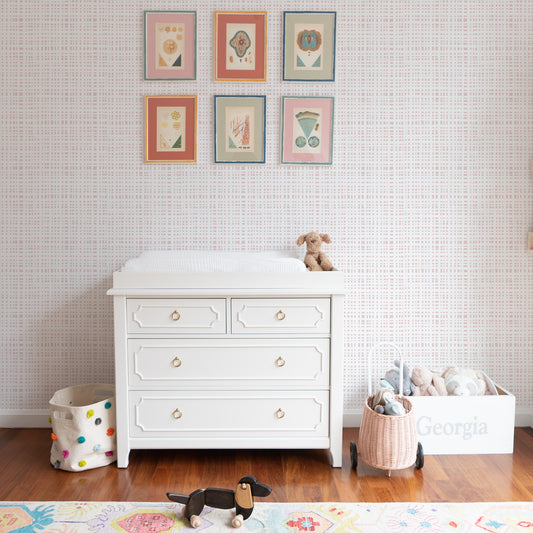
343, 407, 533, 428
0, 409, 50, 428
1, 408, 532, 430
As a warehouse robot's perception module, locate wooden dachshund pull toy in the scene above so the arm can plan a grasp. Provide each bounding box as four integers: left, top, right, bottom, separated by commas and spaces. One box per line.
167, 475, 272, 529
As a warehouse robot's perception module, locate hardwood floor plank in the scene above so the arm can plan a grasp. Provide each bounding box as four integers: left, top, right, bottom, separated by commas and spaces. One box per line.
0, 428, 532, 502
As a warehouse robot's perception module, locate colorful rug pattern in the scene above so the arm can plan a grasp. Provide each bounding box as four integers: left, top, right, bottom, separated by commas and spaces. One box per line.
1, 501, 532, 533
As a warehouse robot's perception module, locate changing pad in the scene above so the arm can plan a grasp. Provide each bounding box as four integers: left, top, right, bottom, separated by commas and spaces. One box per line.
120, 251, 307, 273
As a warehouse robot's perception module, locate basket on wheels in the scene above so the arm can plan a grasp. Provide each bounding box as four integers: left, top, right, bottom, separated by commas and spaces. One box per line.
350, 342, 423, 476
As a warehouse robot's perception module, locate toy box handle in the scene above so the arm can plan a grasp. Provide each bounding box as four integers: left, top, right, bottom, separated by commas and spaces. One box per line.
367, 342, 404, 398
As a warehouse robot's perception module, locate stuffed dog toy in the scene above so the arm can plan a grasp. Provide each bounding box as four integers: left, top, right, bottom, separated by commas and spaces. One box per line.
296, 232, 333, 271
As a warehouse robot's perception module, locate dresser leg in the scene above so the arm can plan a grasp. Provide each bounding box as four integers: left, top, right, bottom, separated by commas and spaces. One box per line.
329, 446, 343, 468
117, 447, 130, 468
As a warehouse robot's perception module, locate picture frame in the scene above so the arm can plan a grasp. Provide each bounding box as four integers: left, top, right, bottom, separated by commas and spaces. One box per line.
145, 95, 197, 163
214, 11, 267, 81
144, 11, 196, 80
214, 95, 266, 163
281, 96, 334, 165
283, 11, 336, 82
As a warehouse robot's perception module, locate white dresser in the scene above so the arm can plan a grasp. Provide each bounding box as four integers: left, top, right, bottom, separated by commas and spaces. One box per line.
107, 271, 344, 467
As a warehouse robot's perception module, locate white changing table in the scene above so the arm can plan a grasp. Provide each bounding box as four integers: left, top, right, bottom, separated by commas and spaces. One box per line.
107, 270, 344, 467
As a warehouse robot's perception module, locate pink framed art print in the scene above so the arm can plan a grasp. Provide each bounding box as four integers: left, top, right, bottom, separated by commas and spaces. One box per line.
144, 11, 196, 80
281, 96, 334, 165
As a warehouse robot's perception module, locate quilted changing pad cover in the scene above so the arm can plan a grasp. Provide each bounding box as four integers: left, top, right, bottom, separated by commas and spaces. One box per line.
120, 251, 307, 273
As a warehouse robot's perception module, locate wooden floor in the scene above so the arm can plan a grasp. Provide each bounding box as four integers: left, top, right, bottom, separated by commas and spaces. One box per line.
1, 427, 532, 502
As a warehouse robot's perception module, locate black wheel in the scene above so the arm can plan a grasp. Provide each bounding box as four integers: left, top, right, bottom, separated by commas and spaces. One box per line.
350, 441, 358, 470
415, 442, 424, 469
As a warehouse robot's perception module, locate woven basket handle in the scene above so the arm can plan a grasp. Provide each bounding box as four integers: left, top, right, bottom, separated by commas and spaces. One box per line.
368, 342, 404, 398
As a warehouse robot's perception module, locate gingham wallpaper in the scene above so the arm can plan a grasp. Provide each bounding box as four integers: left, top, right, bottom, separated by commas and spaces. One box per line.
1, 0, 532, 418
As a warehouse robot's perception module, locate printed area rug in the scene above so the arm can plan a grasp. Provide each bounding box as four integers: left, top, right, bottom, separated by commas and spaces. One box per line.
1, 501, 533, 533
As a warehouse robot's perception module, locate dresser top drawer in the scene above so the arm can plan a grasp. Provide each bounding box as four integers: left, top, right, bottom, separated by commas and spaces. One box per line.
126, 298, 226, 334
231, 298, 330, 334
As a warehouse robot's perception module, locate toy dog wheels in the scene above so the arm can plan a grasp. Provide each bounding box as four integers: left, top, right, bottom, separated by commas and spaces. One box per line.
189, 515, 202, 529
232, 514, 244, 528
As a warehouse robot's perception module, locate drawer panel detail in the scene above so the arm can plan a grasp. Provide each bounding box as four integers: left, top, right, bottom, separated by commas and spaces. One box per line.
130, 391, 329, 437
231, 298, 330, 334
126, 298, 226, 334
128, 339, 330, 389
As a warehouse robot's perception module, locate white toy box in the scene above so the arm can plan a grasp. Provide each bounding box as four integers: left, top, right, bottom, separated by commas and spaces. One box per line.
409, 383, 515, 455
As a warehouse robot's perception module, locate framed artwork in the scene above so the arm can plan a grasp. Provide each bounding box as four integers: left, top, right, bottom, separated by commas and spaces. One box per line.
281, 96, 334, 165
214, 11, 267, 81
283, 11, 336, 82
145, 95, 197, 163
144, 11, 196, 80
214, 95, 266, 163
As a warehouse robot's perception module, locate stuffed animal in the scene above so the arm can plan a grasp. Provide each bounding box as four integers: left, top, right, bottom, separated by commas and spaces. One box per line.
371, 388, 406, 416
383, 395, 407, 416
371, 388, 393, 410
442, 366, 487, 396
411, 366, 447, 396
380, 360, 414, 396
296, 232, 333, 271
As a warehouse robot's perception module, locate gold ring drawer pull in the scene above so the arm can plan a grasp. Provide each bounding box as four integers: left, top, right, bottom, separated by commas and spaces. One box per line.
172, 408, 183, 419
276, 310, 286, 321
276, 356, 286, 367
275, 408, 285, 419
172, 356, 182, 368
171, 310, 181, 321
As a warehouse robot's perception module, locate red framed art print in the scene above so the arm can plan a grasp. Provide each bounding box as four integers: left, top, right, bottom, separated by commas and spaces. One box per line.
214, 11, 267, 81
145, 95, 197, 163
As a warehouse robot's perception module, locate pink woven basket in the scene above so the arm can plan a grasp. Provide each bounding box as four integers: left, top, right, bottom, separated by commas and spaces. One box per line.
358, 395, 418, 471
358, 343, 419, 473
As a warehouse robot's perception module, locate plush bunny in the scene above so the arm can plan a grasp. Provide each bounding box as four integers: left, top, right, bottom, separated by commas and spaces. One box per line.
296, 232, 333, 271
411, 366, 447, 396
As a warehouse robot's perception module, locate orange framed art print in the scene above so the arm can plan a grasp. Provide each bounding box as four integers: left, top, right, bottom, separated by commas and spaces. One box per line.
144, 95, 197, 163
214, 11, 267, 81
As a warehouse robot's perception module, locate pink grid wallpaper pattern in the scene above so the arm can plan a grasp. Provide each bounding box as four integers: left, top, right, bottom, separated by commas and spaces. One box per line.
1, 0, 532, 415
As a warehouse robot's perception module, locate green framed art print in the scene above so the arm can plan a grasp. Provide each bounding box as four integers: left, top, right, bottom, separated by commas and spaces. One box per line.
283, 11, 336, 82
214, 95, 266, 163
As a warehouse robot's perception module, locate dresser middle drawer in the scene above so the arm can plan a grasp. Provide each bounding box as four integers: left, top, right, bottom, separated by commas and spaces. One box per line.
128, 338, 330, 389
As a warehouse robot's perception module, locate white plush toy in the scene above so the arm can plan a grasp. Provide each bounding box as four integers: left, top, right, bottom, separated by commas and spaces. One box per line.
442, 366, 487, 396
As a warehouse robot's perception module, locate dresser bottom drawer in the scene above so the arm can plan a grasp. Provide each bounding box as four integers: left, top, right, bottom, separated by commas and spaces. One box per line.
129, 391, 329, 438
